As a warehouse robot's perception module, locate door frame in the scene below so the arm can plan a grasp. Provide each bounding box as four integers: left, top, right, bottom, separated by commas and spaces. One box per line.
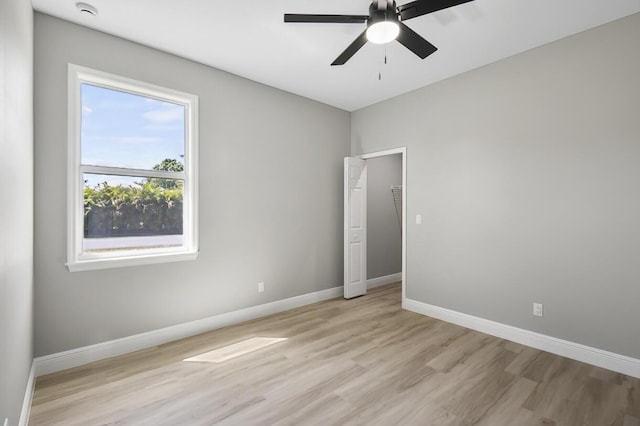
358, 147, 407, 307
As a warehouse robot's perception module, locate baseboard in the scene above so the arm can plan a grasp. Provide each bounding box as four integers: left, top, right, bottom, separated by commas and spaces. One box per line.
34, 285, 342, 377
403, 298, 640, 379
367, 272, 402, 289
19, 361, 35, 426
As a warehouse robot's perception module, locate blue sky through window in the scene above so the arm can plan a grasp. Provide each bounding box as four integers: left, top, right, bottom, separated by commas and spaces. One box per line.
81, 83, 185, 187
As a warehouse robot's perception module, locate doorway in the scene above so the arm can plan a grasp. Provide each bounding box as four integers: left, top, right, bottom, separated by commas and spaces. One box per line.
344, 147, 407, 305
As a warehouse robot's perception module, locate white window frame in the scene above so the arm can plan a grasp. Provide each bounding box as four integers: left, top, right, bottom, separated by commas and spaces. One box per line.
67, 64, 199, 272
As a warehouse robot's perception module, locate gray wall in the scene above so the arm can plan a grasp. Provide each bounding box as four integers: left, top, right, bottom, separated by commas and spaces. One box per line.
0, 0, 34, 422
367, 155, 402, 279
34, 14, 350, 357
352, 13, 640, 359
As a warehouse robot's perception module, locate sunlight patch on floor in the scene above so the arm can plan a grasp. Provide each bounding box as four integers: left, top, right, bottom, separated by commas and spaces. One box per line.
183, 337, 288, 363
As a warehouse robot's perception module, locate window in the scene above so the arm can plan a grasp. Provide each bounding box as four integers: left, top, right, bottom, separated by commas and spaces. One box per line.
67, 64, 198, 271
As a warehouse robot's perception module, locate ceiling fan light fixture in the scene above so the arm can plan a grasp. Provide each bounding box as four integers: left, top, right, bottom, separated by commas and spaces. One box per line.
366, 20, 399, 44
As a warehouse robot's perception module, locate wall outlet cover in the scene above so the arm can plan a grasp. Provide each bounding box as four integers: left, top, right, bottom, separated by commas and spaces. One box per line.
533, 302, 543, 317
258, 282, 264, 293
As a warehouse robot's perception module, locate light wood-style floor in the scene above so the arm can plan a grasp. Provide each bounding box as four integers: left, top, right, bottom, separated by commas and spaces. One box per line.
30, 283, 640, 425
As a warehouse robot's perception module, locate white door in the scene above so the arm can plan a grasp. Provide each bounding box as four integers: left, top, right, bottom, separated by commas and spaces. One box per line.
344, 157, 367, 299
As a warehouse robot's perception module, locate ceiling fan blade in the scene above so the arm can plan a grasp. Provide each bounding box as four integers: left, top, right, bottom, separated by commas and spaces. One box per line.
397, 0, 473, 21
284, 14, 368, 24
331, 30, 368, 66
396, 22, 438, 59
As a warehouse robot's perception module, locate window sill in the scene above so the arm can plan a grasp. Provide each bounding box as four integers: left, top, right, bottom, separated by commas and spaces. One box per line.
66, 251, 199, 272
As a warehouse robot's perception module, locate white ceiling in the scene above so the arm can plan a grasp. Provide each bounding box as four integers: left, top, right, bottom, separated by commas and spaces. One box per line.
32, 0, 640, 111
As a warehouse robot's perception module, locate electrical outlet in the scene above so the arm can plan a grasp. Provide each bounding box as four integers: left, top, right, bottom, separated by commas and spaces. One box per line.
416, 214, 422, 225
258, 282, 264, 293
533, 302, 543, 317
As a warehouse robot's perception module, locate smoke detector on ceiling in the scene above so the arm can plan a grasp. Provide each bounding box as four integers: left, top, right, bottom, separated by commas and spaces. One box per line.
76, 2, 98, 16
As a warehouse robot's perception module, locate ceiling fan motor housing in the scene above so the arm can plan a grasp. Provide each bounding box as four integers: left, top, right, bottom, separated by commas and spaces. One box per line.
368, 0, 399, 27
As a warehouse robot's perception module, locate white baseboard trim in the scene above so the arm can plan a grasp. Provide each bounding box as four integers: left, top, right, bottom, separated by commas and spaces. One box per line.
19, 361, 35, 426
34, 286, 342, 377
403, 298, 640, 379
367, 272, 402, 289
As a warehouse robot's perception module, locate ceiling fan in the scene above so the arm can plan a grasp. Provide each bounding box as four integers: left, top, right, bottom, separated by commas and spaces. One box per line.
284, 0, 473, 66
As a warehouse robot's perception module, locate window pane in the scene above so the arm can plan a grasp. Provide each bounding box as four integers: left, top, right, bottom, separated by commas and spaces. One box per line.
80, 84, 185, 170
83, 173, 184, 253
